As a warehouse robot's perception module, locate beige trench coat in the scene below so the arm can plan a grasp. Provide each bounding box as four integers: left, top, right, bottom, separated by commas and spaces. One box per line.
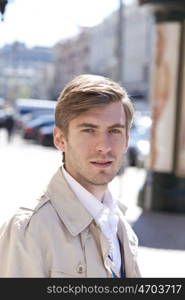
0, 167, 141, 278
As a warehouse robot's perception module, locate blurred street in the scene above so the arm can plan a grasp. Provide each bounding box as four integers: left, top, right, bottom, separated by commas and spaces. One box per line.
0, 129, 185, 278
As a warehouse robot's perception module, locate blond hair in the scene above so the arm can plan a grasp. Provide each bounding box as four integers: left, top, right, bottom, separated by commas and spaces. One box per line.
55, 74, 134, 136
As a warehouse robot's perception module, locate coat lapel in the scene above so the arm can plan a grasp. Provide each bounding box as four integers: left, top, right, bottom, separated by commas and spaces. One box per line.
117, 213, 139, 277
46, 167, 93, 236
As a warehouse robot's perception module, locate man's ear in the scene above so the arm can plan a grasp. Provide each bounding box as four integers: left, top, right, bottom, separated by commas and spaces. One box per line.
53, 126, 66, 151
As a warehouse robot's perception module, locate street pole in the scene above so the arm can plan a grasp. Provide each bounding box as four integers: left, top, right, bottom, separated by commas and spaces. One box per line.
116, 0, 125, 86
116, 0, 126, 199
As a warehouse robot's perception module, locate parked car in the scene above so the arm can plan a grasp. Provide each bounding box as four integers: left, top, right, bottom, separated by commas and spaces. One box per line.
126, 116, 151, 168
37, 124, 54, 147
14, 98, 56, 131
0, 97, 5, 109
22, 114, 55, 140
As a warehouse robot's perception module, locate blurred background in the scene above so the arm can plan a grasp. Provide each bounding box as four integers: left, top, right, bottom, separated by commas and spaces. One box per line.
0, 0, 185, 277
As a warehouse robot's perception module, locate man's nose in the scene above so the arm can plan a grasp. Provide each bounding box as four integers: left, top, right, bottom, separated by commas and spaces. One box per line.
95, 134, 111, 154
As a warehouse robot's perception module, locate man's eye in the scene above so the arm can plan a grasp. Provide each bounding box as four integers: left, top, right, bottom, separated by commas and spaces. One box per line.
82, 128, 95, 133
109, 129, 121, 134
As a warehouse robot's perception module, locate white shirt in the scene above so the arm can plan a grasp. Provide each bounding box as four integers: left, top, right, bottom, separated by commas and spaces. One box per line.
62, 166, 122, 273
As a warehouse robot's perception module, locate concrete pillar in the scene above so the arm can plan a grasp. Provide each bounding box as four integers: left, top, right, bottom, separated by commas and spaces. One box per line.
138, 0, 185, 212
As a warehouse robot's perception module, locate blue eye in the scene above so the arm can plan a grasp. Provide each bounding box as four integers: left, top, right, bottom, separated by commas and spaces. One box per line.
109, 129, 121, 134
82, 128, 95, 133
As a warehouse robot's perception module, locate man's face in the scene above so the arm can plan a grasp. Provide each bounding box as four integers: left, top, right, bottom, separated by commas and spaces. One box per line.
54, 102, 129, 190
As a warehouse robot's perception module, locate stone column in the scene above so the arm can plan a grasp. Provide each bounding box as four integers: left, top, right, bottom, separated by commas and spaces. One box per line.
138, 0, 185, 212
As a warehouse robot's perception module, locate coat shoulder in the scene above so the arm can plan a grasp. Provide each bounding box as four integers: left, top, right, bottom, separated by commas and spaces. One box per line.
0, 195, 51, 237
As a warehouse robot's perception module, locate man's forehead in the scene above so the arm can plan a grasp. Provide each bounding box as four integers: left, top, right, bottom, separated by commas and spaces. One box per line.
72, 102, 126, 125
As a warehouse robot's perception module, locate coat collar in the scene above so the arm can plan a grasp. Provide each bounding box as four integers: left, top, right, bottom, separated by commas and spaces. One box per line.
46, 167, 93, 236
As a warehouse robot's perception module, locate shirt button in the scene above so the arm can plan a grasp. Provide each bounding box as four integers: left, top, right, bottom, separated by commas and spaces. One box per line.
76, 262, 85, 274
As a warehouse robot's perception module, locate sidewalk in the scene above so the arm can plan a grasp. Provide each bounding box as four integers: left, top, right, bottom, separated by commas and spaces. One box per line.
117, 168, 185, 278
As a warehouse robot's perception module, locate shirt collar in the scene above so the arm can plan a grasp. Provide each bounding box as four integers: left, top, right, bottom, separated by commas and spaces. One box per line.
61, 166, 119, 239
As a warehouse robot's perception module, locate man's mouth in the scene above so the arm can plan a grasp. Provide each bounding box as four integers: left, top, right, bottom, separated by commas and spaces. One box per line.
90, 161, 113, 168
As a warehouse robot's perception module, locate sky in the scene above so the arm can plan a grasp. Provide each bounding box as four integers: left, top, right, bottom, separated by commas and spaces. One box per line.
0, 0, 134, 48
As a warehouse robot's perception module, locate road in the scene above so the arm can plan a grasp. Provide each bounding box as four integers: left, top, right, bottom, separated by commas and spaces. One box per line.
0, 128, 185, 278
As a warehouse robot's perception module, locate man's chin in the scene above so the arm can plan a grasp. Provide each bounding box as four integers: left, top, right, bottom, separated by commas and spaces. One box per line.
86, 180, 110, 186
86, 173, 116, 186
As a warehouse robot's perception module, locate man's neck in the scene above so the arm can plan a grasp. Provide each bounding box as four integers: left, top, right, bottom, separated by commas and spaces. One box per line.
85, 185, 107, 202
73, 176, 107, 201
63, 165, 107, 201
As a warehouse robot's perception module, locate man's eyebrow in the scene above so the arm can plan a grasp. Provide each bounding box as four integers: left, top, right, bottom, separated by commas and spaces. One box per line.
77, 123, 125, 129
77, 123, 98, 128
108, 123, 126, 129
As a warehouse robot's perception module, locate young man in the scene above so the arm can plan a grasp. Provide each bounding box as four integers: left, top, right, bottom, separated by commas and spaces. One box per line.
0, 74, 141, 278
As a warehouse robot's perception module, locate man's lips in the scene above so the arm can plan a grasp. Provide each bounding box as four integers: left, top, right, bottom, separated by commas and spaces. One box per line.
90, 161, 113, 168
